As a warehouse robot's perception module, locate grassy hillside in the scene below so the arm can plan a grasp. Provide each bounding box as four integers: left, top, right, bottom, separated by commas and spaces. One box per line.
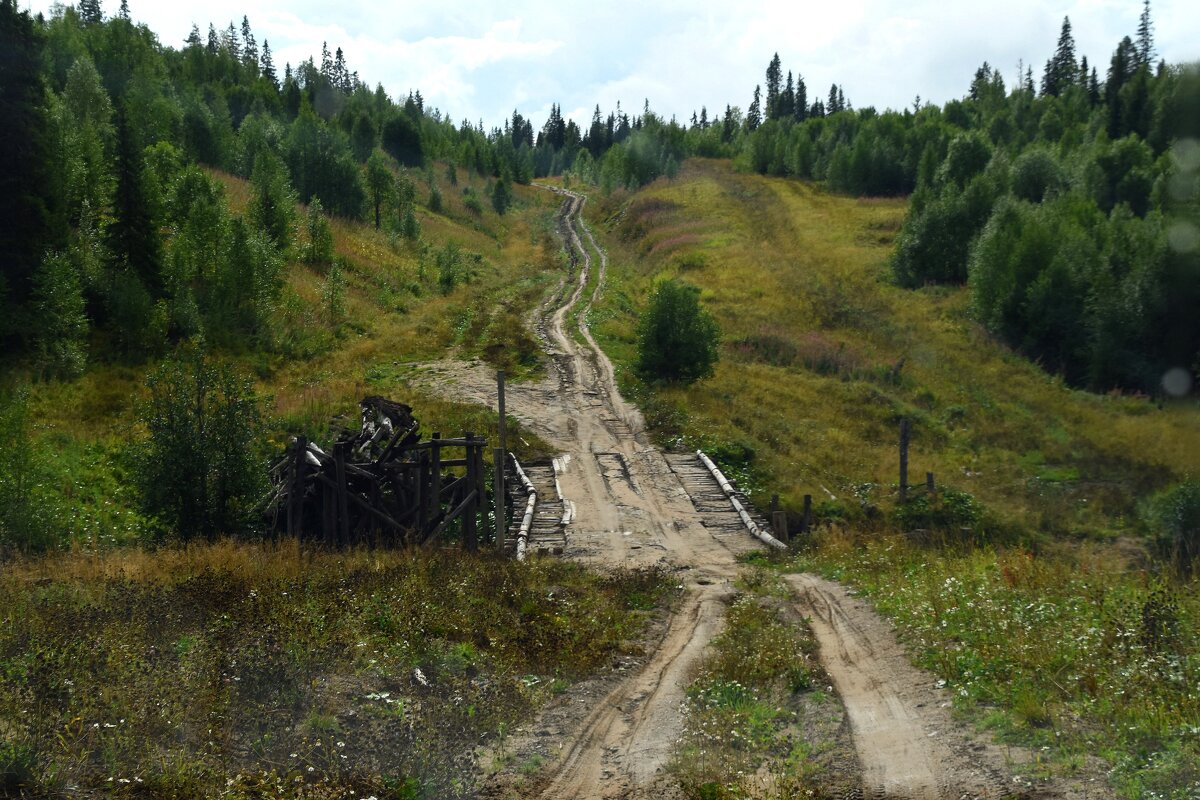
584, 159, 1200, 797
14, 164, 563, 548
587, 158, 1199, 540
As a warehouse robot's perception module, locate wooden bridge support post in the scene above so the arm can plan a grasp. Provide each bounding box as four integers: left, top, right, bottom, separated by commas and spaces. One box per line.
899, 418, 910, 503
463, 433, 478, 552
496, 370, 508, 548
334, 441, 350, 547
494, 447, 506, 551
430, 433, 442, 536
772, 511, 789, 543
287, 436, 307, 539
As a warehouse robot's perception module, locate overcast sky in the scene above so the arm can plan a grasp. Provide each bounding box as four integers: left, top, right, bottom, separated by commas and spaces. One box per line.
32, 0, 1200, 129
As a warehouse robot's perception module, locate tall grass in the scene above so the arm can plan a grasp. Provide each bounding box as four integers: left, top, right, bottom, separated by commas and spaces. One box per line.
0, 541, 668, 797
798, 532, 1200, 799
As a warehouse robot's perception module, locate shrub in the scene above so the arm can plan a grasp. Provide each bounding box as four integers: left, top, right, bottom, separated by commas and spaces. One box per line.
134, 348, 267, 541
301, 198, 334, 266
1143, 480, 1200, 575
636, 279, 720, 384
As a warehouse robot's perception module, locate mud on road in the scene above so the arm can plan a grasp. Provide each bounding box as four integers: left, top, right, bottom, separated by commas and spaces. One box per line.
410, 189, 1113, 800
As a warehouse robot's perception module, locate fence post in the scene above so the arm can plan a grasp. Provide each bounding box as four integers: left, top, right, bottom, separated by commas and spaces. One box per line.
802, 494, 813, 533
899, 418, 910, 503
926, 471, 936, 497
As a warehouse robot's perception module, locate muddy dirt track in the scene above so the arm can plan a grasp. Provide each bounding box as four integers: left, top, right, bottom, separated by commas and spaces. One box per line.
412, 189, 1113, 800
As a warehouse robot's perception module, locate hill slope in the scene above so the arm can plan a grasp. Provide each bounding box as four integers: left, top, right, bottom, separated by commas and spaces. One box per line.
587, 158, 1199, 539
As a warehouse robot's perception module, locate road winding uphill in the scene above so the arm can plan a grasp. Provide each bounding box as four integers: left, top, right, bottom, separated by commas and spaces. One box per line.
414, 188, 1110, 800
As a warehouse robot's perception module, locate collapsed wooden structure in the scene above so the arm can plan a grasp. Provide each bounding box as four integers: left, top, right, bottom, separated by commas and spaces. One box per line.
265, 397, 498, 550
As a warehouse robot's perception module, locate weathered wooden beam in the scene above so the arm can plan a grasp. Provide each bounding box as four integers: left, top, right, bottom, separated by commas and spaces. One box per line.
424, 489, 478, 548
334, 442, 351, 546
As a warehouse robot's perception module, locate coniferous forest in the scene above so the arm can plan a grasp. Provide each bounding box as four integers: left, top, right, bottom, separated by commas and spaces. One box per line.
2, 1, 1197, 396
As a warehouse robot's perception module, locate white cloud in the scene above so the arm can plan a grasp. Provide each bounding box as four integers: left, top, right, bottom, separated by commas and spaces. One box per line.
30, 0, 1200, 129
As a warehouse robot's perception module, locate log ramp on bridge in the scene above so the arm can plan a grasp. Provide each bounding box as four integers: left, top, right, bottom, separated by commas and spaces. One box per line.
505, 451, 781, 559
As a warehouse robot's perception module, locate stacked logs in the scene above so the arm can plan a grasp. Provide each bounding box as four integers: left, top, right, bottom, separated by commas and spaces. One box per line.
265, 397, 493, 549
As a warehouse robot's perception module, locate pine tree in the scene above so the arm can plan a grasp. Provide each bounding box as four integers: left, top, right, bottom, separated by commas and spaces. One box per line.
782, 71, 795, 119
206, 23, 219, 55
78, 0, 102, 25
794, 76, 807, 121
828, 83, 839, 114
118, 0, 130, 20
1136, 0, 1154, 66
747, 85, 762, 131
765, 53, 782, 119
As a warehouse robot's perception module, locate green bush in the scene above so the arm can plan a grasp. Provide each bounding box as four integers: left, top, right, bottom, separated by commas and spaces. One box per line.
893, 487, 982, 532
1143, 480, 1200, 574
134, 348, 267, 541
636, 278, 720, 384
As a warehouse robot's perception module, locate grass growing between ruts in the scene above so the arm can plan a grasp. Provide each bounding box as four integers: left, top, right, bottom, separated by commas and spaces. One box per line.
0, 542, 669, 798
671, 567, 848, 800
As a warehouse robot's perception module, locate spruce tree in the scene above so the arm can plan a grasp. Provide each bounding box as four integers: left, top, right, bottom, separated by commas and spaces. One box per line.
765, 53, 782, 119
240, 16, 258, 72
782, 71, 795, 119
794, 76, 807, 121
747, 85, 762, 131
107, 106, 162, 297
78, 0, 102, 25
828, 83, 839, 114
1042, 17, 1077, 97
261, 40, 277, 87
0, 0, 57, 312
1136, 0, 1154, 66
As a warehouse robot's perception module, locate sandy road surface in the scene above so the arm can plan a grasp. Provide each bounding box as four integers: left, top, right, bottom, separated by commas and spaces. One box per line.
411, 189, 1111, 800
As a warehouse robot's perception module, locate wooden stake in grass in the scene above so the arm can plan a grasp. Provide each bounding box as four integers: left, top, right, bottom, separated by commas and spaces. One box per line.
803, 494, 813, 533
899, 418, 910, 503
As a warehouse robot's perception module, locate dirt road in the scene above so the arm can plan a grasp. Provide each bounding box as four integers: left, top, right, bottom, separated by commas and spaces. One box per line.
414, 189, 1108, 799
